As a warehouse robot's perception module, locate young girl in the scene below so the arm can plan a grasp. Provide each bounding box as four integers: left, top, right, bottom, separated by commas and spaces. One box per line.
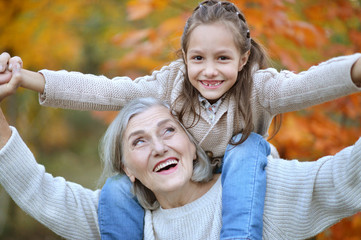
1, 0, 361, 239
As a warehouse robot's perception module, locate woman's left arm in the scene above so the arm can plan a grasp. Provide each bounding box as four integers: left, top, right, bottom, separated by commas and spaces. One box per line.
264, 137, 361, 239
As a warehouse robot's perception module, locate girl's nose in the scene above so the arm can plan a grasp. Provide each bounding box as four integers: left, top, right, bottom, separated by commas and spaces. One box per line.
204, 62, 218, 77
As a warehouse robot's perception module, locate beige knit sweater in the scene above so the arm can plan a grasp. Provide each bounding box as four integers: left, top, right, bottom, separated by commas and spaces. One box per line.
1, 127, 361, 240
39, 54, 361, 157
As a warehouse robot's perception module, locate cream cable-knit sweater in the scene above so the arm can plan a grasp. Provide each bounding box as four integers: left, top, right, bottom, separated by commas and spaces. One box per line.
38, 54, 361, 158
1, 127, 361, 240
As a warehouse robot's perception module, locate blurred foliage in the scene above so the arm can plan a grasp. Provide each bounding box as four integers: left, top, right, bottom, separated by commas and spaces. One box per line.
0, 0, 361, 239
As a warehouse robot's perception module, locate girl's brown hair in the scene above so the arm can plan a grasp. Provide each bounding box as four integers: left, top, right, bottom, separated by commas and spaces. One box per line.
174, 0, 281, 145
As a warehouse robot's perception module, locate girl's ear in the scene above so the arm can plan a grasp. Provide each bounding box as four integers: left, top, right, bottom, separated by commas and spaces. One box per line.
182, 50, 187, 64
238, 50, 251, 71
123, 166, 136, 183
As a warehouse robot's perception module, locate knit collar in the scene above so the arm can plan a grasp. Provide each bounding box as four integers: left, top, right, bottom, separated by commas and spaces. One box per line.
198, 95, 225, 114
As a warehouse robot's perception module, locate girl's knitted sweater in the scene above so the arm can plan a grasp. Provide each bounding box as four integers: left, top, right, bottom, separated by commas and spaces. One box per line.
1, 127, 361, 240
38, 54, 361, 157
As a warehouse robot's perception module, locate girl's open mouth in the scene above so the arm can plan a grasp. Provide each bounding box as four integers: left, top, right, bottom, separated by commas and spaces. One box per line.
200, 80, 223, 88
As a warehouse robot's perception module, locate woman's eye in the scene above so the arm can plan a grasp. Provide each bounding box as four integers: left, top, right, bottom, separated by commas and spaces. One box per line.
164, 127, 175, 135
132, 138, 145, 146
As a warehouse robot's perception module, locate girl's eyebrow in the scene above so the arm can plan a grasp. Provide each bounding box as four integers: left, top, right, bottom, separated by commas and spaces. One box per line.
188, 48, 233, 55
187, 49, 203, 54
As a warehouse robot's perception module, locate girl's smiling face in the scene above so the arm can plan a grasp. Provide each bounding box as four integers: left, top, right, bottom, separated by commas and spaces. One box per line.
185, 23, 249, 103
122, 105, 197, 198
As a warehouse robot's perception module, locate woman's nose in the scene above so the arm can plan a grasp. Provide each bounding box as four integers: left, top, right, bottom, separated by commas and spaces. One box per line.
151, 138, 167, 156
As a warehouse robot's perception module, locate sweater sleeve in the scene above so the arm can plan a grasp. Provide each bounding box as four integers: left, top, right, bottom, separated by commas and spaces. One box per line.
254, 53, 361, 115
38, 60, 184, 111
0, 127, 101, 240
264, 137, 361, 239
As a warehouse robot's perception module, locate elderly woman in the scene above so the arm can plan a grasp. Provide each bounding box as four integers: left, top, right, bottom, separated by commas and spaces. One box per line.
1, 97, 361, 240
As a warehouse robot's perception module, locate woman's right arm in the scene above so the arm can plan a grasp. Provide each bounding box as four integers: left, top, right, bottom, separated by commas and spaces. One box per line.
0, 108, 101, 239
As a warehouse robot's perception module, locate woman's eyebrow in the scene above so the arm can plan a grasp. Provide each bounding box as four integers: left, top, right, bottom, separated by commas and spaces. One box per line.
157, 119, 172, 127
127, 130, 144, 140
127, 119, 173, 140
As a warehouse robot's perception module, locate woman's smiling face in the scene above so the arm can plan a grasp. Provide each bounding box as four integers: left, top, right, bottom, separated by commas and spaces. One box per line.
122, 105, 197, 197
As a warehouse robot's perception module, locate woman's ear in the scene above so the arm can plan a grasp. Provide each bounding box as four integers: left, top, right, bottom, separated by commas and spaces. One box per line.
238, 50, 251, 71
123, 167, 136, 183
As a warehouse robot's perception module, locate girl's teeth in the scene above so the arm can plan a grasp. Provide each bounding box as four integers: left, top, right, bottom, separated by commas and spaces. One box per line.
203, 81, 221, 86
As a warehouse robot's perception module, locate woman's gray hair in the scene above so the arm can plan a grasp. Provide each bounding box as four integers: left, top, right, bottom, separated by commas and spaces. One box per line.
99, 97, 213, 210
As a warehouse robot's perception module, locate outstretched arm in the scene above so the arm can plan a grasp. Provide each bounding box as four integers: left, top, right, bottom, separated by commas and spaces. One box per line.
264, 137, 361, 239
255, 53, 361, 116
0, 52, 179, 111
0, 125, 101, 239
0, 86, 100, 239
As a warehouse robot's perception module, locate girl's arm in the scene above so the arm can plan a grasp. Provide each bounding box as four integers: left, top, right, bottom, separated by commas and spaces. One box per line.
264, 137, 361, 239
0, 109, 101, 239
19, 69, 45, 93
37, 60, 182, 111
254, 53, 361, 115
0, 52, 183, 111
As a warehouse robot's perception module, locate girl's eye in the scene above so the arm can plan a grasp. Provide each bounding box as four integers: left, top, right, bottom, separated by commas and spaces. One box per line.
193, 56, 203, 61
219, 56, 229, 61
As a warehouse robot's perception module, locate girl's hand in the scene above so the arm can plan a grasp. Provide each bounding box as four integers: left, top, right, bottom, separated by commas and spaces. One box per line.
0, 52, 23, 101
0, 52, 23, 84
351, 57, 361, 87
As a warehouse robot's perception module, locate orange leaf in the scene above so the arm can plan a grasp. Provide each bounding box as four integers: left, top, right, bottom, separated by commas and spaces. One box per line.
126, 0, 153, 20
112, 29, 153, 47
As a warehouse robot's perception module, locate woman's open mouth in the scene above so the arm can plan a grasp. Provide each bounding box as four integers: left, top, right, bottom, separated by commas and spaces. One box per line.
153, 159, 179, 173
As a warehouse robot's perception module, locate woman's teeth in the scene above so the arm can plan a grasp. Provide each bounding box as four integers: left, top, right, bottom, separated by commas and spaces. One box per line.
154, 159, 178, 172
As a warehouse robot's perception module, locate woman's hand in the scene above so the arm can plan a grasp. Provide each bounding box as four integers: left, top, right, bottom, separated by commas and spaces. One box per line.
0, 52, 15, 147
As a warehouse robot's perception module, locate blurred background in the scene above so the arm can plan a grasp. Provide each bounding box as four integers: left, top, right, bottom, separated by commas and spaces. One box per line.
0, 0, 361, 239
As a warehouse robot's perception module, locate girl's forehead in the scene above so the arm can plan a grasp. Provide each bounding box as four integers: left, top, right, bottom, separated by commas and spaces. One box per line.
188, 23, 238, 51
